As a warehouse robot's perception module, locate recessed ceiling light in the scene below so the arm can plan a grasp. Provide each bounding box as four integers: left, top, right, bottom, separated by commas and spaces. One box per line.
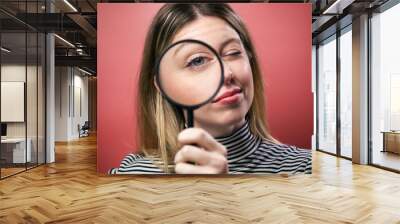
78, 67, 93, 76
323, 0, 354, 15
63, 0, 78, 12
1, 47, 11, 53
54, 34, 75, 48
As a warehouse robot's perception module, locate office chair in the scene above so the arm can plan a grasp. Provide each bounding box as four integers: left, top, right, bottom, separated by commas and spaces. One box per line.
79, 121, 90, 138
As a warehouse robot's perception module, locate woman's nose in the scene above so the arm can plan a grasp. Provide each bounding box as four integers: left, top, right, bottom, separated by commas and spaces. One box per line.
222, 60, 234, 84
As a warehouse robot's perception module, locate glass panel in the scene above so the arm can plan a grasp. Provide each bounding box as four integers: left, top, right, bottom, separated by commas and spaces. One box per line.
0, 1, 46, 179
38, 32, 45, 165
371, 3, 400, 171
340, 28, 352, 158
1, 30, 27, 177
27, 30, 38, 169
318, 36, 337, 154
26, 0, 39, 170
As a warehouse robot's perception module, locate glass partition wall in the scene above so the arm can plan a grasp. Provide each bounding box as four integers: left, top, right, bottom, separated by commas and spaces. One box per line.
339, 26, 352, 159
317, 35, 337, 155
316, 25, 353, 159
370, 2, 400, 171
0, 1, 46, 179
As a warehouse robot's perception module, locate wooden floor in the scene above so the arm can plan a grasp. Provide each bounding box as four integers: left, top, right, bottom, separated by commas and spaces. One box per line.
1, 134, 400, 223
0, 167, 26, 178
1, 163, 45, 178
372, 150, 400, 171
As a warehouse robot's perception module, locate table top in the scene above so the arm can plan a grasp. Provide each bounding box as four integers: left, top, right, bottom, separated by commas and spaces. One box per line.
1, 138, 30, 143
381, 131, 400, 134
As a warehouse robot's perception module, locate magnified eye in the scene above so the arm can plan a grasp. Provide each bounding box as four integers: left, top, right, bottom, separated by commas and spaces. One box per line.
186, 54, 212, 69
187, 56, 206, 67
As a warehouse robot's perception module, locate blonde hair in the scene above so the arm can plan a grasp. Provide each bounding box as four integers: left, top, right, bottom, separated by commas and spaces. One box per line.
138, 3, 279, 173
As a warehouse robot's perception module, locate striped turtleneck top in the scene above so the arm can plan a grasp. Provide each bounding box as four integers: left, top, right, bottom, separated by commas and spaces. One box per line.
109, 121, 312, 174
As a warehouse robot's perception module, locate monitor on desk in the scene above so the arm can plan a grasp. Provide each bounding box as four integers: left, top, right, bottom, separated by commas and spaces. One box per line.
1, 123, 7, 138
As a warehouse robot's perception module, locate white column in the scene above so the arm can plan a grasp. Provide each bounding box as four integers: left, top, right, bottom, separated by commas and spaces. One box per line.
46, 33, 55, 163
45, 1, 55, 163
352, 14, 369, 164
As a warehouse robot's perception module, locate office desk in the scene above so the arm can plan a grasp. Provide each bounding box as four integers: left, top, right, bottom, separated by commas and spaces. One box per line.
381, 131, 400, 154
1, 138, 32, 164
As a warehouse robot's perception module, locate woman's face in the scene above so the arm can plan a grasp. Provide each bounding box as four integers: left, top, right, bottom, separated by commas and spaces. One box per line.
168, 16, 254, 137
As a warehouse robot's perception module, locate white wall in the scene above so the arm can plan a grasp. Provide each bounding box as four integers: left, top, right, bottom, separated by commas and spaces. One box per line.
55, 66, 89, 141
1, 65, 40, 137
55, 66, 69, 141
72, 72, 89, 138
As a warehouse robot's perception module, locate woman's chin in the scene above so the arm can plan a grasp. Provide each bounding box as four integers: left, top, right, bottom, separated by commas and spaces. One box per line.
200, 112, 246, 127
194, 103, 249, 128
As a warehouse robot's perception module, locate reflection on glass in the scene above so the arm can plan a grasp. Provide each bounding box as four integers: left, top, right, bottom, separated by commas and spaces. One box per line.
390, 75, 400, 130
0, 1, 46, 179
1, 31, 27, 177
318, 36, 337, 154
371, 3, 400, 171
340, 29, 352, 158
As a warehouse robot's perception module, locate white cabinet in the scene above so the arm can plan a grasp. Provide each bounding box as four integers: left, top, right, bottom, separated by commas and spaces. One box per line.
1, 138, 32, 163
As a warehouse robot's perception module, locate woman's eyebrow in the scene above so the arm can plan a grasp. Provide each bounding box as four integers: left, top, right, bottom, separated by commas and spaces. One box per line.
219, 37, 241, 51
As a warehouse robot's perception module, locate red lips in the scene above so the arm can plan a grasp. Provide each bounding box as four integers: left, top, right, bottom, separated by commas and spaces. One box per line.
212, 87, 242, 103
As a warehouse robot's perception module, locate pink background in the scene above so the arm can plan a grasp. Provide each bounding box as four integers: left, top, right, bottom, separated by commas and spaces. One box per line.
97, 3, 312, 173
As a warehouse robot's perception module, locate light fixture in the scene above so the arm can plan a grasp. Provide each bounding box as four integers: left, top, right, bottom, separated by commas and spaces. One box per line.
76, 48, 85, 56
63, 0, 78, 12
322, 0, 355, 15
1, 47, 11, 53
78, 67, 93, 76
54, 34, 75, 48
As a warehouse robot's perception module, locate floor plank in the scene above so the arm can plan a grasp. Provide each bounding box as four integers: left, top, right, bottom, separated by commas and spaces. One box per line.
1, 134, 400, 223
373, 151, 400, 171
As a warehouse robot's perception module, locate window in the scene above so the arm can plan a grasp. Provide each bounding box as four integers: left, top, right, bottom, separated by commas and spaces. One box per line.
317, 35, 337, 154
370, 2, 400, 171
339, 27, 352, 158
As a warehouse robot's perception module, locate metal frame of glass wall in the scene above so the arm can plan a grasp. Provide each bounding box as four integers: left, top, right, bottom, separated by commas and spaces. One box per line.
315, 23, 353, 161
0, 0, 47, 180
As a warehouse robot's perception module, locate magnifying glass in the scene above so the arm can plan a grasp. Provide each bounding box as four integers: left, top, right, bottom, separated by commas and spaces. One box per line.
155, 39, 224, 128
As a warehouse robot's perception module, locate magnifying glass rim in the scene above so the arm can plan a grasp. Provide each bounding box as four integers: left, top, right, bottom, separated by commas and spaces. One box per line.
155, 39, 225, 110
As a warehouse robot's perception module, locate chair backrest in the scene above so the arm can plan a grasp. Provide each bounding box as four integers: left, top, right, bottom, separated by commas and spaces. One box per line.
82, 121, 90, 129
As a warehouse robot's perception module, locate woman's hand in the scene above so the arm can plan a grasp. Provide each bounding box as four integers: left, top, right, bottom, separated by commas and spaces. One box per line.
174, 128, 228, 174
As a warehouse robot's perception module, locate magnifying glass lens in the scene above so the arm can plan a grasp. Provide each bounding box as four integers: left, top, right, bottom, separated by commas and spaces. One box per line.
158, 41, 222, 106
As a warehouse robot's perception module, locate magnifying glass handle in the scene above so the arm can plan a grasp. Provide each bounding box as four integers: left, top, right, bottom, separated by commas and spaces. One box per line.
185, 109, 198, 166
187, 109, 194, 128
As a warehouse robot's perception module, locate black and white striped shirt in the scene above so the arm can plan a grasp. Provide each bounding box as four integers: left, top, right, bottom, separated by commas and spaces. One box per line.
109, 121, 312, 174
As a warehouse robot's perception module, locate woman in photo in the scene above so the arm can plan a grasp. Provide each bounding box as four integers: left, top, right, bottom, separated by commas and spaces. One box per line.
110, 3, 312, 174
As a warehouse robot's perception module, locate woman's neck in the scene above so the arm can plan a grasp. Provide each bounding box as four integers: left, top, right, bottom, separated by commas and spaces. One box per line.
194, 118, 246, 138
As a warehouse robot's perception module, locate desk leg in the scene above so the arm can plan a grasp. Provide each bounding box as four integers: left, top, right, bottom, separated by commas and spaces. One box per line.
382, 133, 386, 153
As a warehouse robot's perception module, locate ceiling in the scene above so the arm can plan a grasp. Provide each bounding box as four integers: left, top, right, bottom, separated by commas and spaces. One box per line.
0, 0, 392, 75
0, 0, 98, 74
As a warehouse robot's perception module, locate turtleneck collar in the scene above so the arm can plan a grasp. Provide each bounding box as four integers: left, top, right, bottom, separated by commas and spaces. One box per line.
215, 120, 261, 163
